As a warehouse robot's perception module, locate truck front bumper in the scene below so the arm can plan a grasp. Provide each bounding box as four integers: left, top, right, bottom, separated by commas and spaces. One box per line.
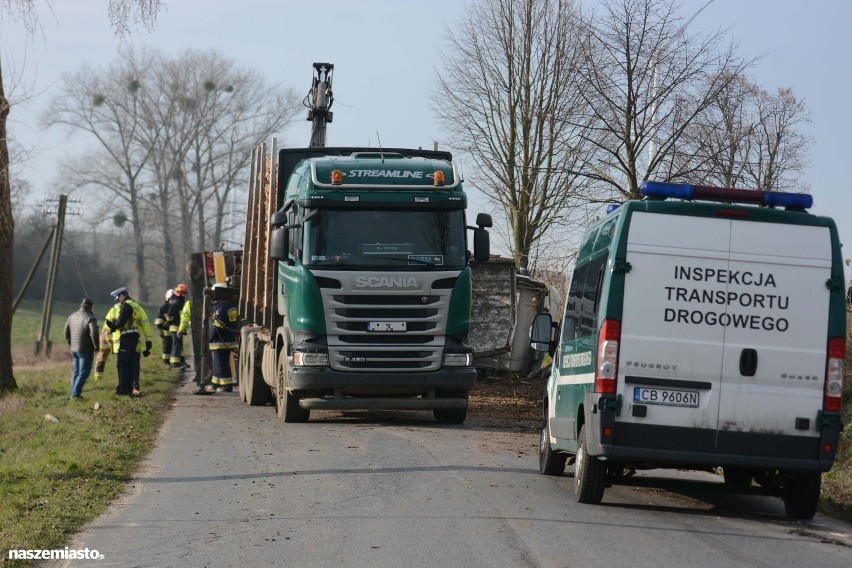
288, 366, 477, 394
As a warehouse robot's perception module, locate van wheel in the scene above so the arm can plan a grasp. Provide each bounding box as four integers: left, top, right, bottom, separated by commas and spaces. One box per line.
540, 419, 567, 476
434, 392, 468, 424
277, 356, 309, 423
723, 467, 753, 489
574, 425, 606, 504
783, 473, 821, 520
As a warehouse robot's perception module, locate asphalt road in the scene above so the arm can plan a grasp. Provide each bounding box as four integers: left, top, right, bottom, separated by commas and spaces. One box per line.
55, 377, 851, 568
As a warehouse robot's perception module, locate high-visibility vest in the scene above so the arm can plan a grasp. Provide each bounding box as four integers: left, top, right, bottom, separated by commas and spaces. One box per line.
178, 300, 191, 335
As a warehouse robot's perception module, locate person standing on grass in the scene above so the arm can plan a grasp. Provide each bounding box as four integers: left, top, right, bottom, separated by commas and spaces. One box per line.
64, 298, 100, 400
106, 287, 153, 396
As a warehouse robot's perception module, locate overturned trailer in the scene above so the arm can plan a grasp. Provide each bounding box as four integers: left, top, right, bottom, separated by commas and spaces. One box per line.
470, 257, 557, 378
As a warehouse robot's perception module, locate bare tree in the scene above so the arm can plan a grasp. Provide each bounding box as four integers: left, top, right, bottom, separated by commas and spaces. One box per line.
745, 87, 812, 193
575, 0, 750, 200
670, 72, 811, 193
45, 48, 301, 296
433, 0, 593, 272
0, 0, 163, 394
44, 52, 161, 301
669, 71, 759, 187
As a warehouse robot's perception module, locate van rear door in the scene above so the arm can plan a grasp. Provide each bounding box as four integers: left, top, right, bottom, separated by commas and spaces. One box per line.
718, 221, 831, 442
618, 210, 832, 455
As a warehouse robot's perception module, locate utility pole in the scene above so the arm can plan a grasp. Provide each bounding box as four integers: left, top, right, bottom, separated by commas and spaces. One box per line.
34, 194, 81, 356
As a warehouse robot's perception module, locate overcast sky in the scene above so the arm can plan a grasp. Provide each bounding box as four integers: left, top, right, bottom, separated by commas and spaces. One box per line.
2, 0, 851, 263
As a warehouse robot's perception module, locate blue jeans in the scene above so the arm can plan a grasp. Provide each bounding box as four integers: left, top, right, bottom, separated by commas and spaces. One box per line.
70, 351, 94, 398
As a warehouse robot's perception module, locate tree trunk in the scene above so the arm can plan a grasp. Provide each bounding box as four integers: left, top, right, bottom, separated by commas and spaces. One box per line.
129, 195, 148, 303
0, 61, 18, 393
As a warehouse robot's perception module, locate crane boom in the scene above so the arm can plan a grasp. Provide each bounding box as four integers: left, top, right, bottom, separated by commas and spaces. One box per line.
305, 62, 334, 148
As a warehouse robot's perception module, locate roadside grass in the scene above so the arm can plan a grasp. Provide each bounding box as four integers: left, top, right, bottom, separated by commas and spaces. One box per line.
2, 302, 179, 567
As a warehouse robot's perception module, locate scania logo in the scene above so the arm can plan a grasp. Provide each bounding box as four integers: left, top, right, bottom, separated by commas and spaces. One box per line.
354, 276, 419, 288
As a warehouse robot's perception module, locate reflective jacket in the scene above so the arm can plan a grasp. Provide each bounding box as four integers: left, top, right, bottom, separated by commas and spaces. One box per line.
178, 299, 191, 335
101, 303, 121, 351
154, 301, 170, 337
110, 298, 153, 353
167, 296, 186, 333
209, 300, 239, 349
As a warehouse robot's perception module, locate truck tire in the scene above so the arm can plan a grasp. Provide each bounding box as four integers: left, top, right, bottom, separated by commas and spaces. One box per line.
238, 327, 257, 403
433, 392, 468, 424
245, 335, 272, 406
574, 425, 606, 504
539, 418, 567, 476
276, 356, 309, 423
783, 473, 821, 520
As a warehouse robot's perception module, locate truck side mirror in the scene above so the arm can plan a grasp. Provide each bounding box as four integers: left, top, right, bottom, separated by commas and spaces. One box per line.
270, 210, 288, 227
270, 227, 290, 263
473, 227, 490, 262
476, 213, 493, 228
529, 313, 553, 352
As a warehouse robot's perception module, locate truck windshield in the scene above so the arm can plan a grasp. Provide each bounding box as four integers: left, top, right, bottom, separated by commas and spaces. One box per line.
304, 208, 466, 269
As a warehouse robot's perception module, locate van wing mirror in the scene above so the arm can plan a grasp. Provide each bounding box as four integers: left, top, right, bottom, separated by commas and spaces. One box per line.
529, 313, 553, 352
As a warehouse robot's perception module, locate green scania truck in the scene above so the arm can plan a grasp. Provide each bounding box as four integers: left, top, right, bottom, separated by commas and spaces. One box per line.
237, 143, 491, 423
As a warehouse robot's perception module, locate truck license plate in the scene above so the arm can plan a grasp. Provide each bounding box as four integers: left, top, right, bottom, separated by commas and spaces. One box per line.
367, 321, 407, 332
633, 387, 699, 408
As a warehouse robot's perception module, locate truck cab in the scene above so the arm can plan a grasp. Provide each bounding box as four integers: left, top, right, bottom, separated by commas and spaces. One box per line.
240, 146, 490, 424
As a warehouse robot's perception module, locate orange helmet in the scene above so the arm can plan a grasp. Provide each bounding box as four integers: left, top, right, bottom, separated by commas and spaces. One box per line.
175, 283, 189, 296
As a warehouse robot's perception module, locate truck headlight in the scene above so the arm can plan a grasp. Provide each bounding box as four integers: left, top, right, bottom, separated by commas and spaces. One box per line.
293, 351, 329, 367
443, 352, 473, 367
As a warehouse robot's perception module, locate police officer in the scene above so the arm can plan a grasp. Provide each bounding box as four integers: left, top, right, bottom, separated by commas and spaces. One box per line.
209, 284, 239, 392
106, 287, 153, 396
155, 289, 175, 366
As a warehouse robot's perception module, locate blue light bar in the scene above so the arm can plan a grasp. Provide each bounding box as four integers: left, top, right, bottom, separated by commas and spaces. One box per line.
640, 180, 812, 209
763, 191, 812, 209
641, 181, 693, 198
606, 204, 621, 214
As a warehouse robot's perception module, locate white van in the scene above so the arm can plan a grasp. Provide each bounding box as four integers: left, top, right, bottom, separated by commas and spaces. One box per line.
530, 181, 845, 519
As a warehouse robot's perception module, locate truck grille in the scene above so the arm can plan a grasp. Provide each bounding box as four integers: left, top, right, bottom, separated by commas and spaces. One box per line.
316, 271, 454, 372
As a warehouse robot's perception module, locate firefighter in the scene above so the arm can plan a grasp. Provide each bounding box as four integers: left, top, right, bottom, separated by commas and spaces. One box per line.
155, 289, 175, 366
209, 283, 239, 392
94, 299, 121, 381
105, 287, 153, 396
168, 283, 189, 368
176, 292, 192, 346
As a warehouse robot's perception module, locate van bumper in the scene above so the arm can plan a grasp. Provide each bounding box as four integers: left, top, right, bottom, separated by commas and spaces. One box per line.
585, 395, 841, 472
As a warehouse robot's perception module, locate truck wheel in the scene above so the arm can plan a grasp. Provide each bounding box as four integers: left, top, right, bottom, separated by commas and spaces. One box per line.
540, 419, 567, 476
245, 337, 272, 406
783, 473, 821, 520
238, 327, 256, 403
433, 392, 468, 424
574, 425, 606, 504
277, 357, 309, 423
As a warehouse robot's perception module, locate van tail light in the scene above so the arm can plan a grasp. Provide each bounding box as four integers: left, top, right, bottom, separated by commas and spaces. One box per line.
824, 337, 844, 412
595, 319, 620, 394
